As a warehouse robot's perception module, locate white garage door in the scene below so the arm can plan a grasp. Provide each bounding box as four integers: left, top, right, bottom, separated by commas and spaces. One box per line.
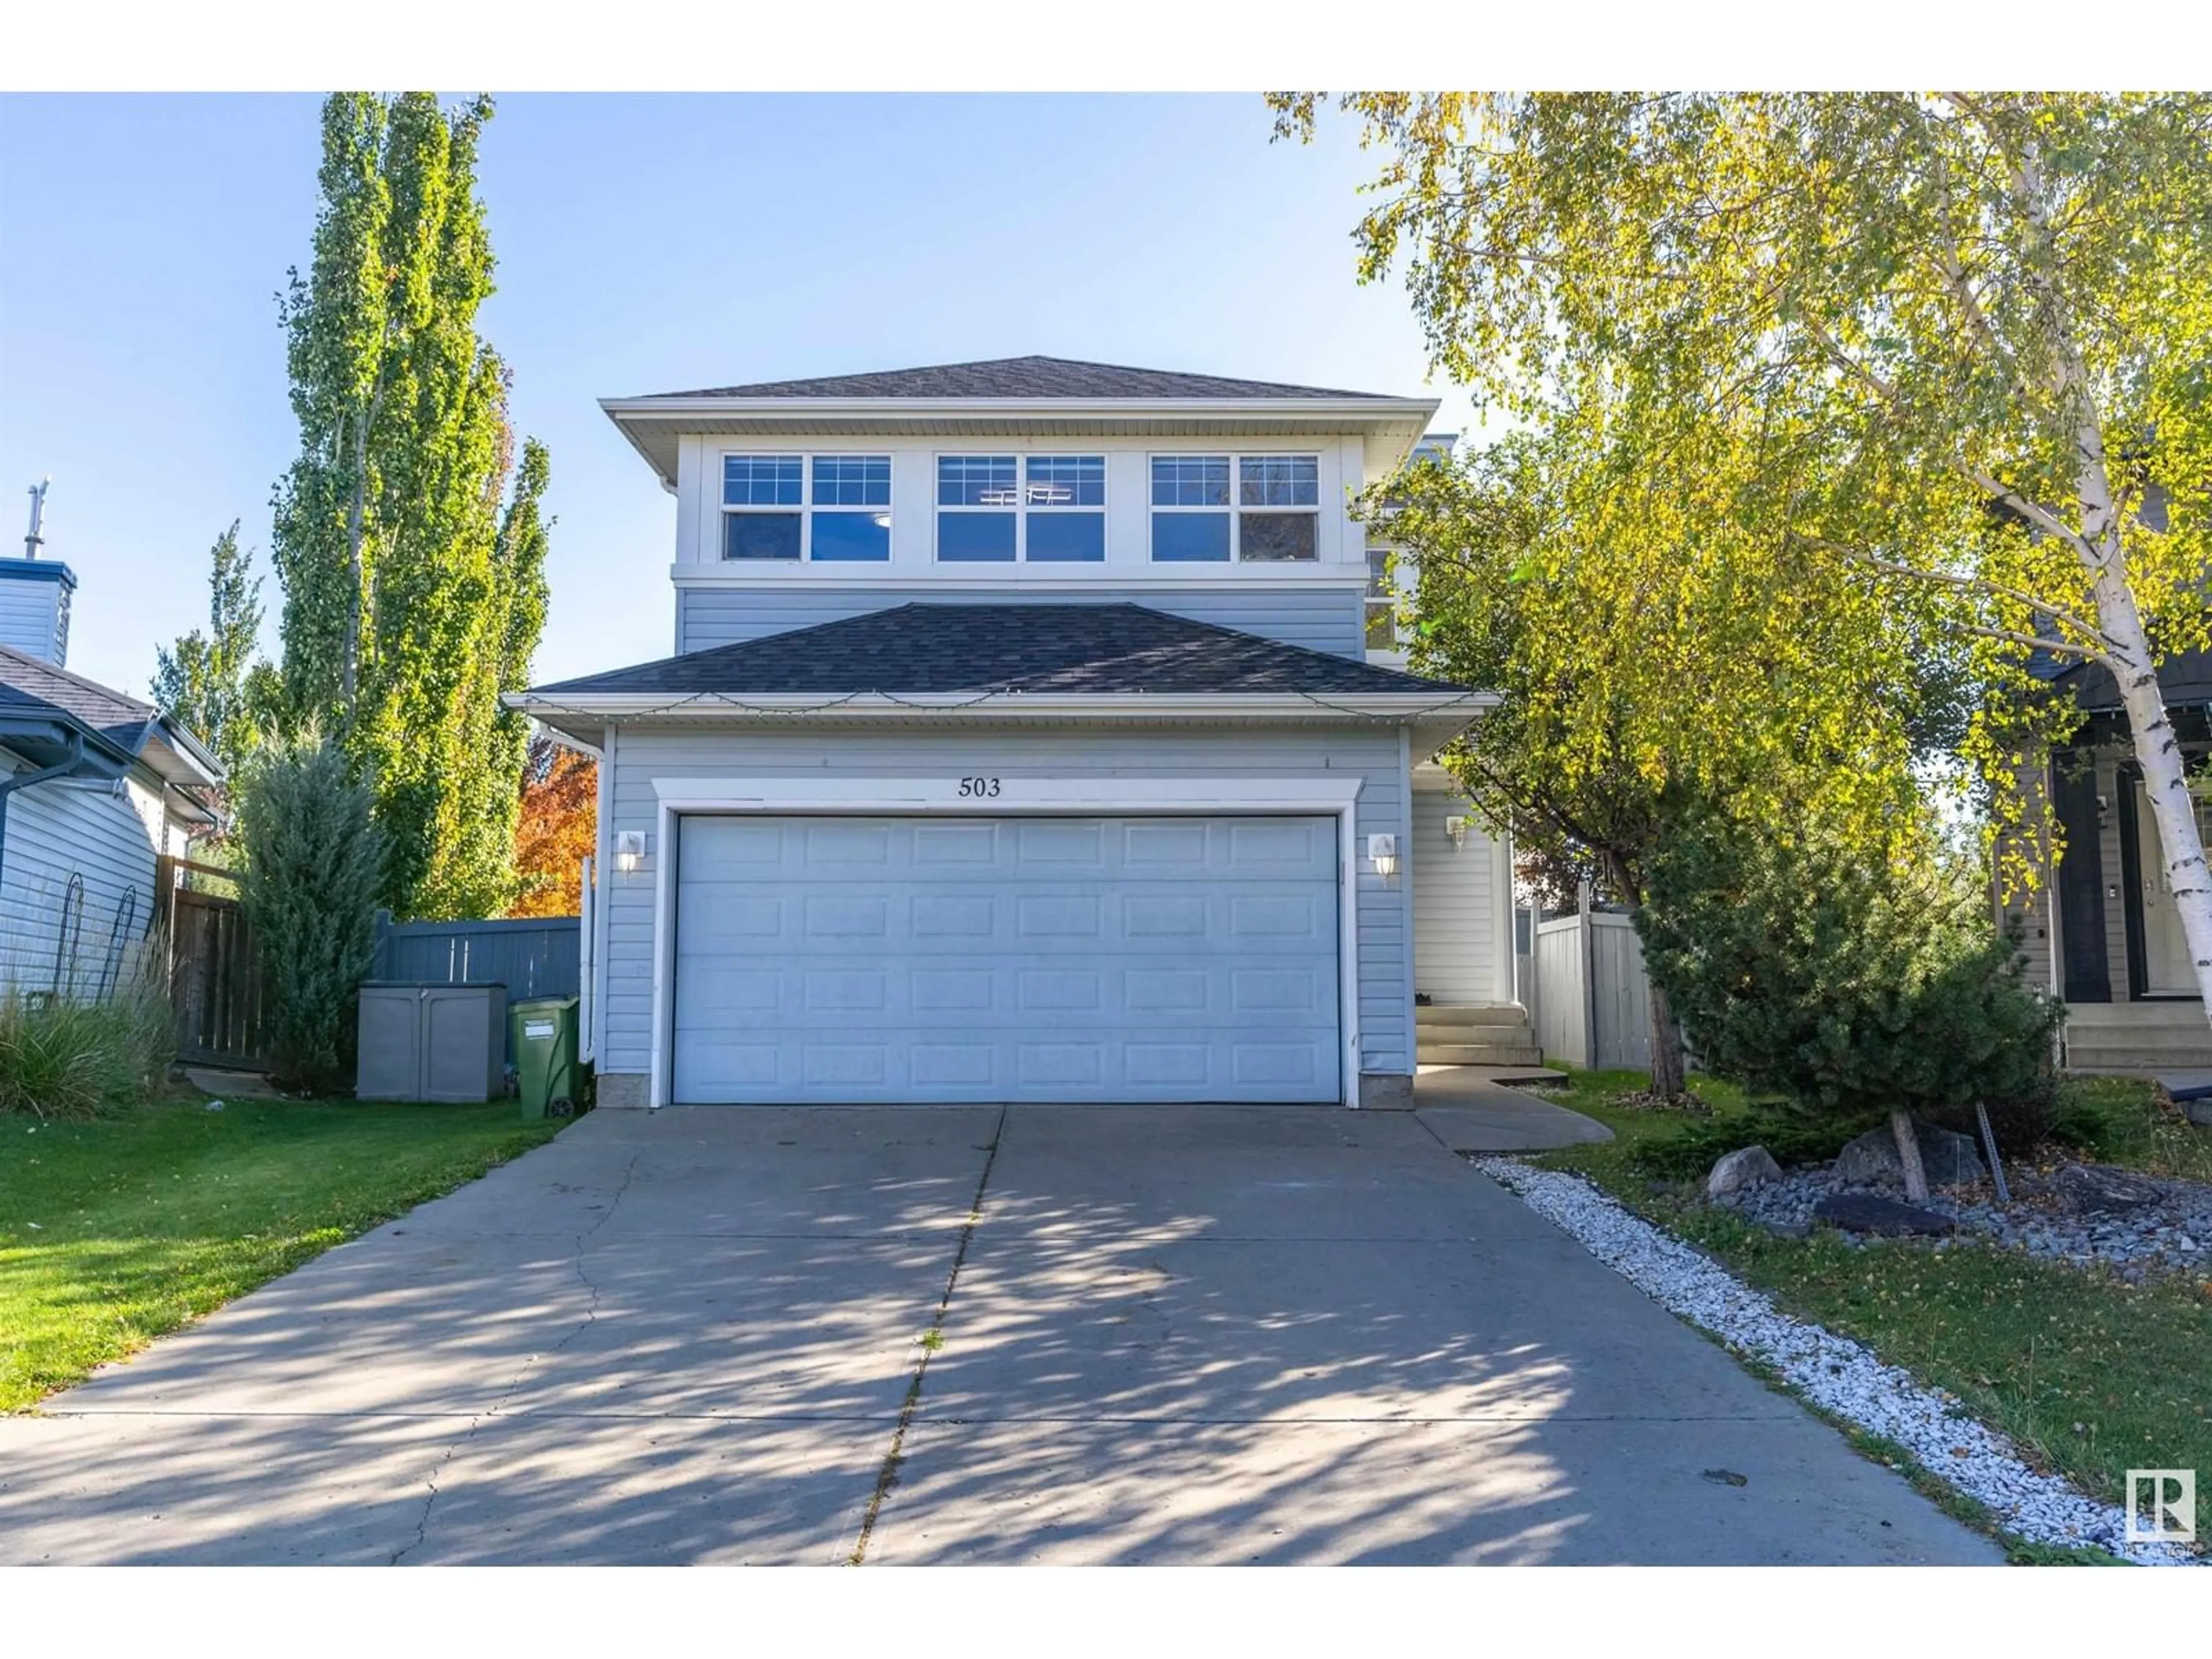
671, 814, 1341, 1104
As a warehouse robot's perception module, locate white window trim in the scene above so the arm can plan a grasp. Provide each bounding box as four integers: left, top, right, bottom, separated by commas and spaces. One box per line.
1146, 451, 1323, 565
642, 775, 1367, 1112
719, 450, 892, 564
931, 452, 1109, 565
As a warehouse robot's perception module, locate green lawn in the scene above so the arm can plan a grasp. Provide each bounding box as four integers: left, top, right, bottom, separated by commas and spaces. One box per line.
1524, 1065, 2212, 1547
1, 1096, 560, 1412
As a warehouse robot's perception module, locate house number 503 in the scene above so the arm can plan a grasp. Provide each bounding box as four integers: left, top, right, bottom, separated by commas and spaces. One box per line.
957, 777, 1002, 797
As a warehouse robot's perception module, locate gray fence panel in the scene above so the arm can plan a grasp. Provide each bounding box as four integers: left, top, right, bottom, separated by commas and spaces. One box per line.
1531, 911, 1654, 1073
1589, 915, 1653, 1071
1531, 917, 1589, 1067
370, 914, 580, 1062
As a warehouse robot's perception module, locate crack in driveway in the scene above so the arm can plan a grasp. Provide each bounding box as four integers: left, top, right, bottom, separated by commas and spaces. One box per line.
388, 1147, 644, 1565
846, 1109, 1006, 1565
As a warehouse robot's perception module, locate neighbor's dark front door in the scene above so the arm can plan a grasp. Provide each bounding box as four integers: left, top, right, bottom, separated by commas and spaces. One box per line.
2050, 755, 2109, 1003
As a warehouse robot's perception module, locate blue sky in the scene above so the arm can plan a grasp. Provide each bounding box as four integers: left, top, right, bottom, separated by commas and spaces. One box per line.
0, 93, 1475, 696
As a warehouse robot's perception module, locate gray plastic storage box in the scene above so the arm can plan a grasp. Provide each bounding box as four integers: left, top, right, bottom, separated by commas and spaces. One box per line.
356, 982, 509, 1103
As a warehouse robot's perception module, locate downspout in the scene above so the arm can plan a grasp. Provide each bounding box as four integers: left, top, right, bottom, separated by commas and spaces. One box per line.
0, 730, 86, 877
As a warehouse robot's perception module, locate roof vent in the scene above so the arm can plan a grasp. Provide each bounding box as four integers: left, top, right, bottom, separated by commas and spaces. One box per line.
2, 479, 76, 665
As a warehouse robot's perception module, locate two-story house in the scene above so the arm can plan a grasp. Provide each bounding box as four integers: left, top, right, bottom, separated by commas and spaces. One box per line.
511, 357, 1524, 1110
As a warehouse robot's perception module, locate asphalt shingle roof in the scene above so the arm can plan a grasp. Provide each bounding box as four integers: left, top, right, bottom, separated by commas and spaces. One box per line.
0, 643, 160, 754
643, 355, 1402, 403
529, 604, 1476, 700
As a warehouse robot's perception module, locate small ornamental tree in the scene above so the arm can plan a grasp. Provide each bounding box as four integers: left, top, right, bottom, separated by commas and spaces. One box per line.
1376, 418, 1949, 1099
236, 738, 387, 1089
1637, 806, 2062, 1199
507, 732, 595, 919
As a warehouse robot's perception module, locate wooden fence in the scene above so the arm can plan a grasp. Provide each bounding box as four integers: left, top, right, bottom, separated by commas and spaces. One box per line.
157, 857, 267, 1069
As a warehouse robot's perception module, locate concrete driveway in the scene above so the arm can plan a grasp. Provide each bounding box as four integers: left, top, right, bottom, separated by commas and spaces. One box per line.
0, 1105, 1999, 1565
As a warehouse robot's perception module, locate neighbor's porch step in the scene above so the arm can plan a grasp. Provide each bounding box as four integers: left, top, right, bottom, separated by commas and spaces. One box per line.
2063, 999, 2209, 1023
2067, 1047, 2212, 1071
2065, 1031, 2212, 1056
1417, 1042, 1545, 1067
1415, 1004, 1529, 1027
1419, 1022, 1537, 1048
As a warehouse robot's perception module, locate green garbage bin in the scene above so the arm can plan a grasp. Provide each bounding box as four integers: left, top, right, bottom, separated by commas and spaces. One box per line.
512, 997, 582, 1121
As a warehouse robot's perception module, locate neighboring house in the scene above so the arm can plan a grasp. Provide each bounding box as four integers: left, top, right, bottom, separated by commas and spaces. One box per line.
2001, 643, 2212, 1075
0, 558, 223, 999
511, 355, 1525, 1109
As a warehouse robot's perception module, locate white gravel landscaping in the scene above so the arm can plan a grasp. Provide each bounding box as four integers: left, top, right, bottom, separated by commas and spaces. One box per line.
1472, 1156, 2202, 1566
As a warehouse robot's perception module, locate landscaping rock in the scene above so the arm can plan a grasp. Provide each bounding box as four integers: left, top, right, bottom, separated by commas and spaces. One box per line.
2053, 1164, 2165, 1215
1474, 1156, 2203, 1563
1812, 1192, 1959, 1237
1832, 1122, 1986, 1188
1706, 1145, 1784, 1200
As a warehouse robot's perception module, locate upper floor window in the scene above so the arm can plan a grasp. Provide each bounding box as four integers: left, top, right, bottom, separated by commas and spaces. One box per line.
722, 454, 890, 561
1150, 454, 1320, 562
1365, 547, 1399, 650
937, 454, 1105, 562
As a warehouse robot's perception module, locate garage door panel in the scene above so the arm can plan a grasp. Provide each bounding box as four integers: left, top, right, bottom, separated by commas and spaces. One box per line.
673, 964, 784, 1013
1233, 1044, 1327, 1085
1123, 968, 1210, 1013
1017, 821, 1107, 865
1124, 893, 1208, 937
1120, 819, 1209, 865
1124, 1043, 1211, 1085
673, 815, 1339, 1104
1017, 969, 1104, 1012
1228, 817, 1330, 866
679, 821, 787, 876
911, 823, 998, 863
911, 894, 996, 937
803, 823, 893, 866
913, 969, 998, 1012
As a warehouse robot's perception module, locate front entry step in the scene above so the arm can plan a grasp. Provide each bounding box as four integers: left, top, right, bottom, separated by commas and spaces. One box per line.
1419, 1041, 1546, 1067
1415, 1004, 1529, 1026
1416, 1004, 1540, 1067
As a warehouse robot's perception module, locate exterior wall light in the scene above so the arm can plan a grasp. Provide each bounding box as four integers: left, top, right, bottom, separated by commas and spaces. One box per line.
615, 830, 646, 874
1444, 815, 1470, 850
1368, 832, 1400, 881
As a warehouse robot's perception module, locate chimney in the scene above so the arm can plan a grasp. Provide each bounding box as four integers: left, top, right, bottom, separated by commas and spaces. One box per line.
3, 480, 75, 665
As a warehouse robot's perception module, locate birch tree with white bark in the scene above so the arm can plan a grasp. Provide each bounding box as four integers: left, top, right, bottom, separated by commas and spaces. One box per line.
1275, 91, 2212, 1021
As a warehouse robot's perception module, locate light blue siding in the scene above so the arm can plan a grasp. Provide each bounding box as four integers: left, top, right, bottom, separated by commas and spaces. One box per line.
676, 584, 1366, 659
0, 766, 160, 997
598, 724, 1413, 1096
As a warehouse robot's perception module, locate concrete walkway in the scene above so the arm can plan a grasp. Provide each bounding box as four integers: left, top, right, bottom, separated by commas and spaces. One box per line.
1414, 1065, 1614, 1152
0, 1105, 1997, 1565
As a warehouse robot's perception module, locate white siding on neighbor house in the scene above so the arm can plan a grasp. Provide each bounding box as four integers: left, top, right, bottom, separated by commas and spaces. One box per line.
0, 763, 163, 995
675, 583, 1368, 659
1408, 786, 1508, 1005
597, 725, 1413, 1088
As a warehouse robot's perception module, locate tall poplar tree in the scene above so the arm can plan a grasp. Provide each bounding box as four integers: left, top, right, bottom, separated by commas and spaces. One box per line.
152, 520, 266, 777
270, 92, 551, 919
1277, 92, 2212, 1021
